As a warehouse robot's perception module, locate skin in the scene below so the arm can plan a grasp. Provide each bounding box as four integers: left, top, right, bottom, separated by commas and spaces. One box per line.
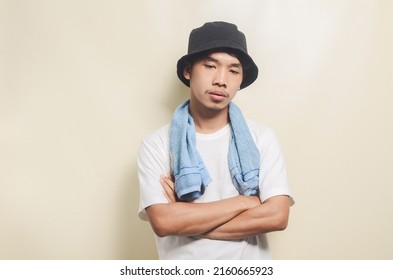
146, 52, 291, 240
186, 52, 243, 133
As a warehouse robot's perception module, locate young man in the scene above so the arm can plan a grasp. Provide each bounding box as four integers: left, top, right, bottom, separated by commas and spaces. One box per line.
137, 21, 294, 259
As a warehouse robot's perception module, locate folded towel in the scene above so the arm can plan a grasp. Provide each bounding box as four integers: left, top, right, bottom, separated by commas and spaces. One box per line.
227, 102, 260, 196
169, 100, 260, 201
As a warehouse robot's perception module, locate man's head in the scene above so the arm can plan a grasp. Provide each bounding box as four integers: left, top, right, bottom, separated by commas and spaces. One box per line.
177, 21, 258, 90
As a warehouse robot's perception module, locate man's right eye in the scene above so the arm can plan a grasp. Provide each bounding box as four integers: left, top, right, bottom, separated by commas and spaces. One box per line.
204, 64, 215, 69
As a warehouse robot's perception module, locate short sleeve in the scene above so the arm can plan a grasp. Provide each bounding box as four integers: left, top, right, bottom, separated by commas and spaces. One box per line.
137, 126, 171, 221
253, 125, 294, 205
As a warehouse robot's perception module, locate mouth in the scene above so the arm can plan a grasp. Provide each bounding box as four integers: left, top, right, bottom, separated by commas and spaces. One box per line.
208, 90, 228, 101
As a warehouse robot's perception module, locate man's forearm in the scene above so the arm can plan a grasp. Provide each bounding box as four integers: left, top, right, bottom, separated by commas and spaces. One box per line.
199, 195, 291, 240
146, 195, 260, 237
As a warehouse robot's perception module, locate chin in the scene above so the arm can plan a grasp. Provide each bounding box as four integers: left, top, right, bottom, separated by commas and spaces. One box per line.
206, 102, 228, 112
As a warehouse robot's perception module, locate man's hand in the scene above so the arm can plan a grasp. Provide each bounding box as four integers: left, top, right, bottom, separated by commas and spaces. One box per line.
160, 174, 177, 203
159, 174, 261, 206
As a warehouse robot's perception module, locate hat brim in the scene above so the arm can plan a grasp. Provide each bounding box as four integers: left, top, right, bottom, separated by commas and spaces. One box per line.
176, 47, 258, 90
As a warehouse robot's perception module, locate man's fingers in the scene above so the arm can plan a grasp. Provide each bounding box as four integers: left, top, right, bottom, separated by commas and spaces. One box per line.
160, 175, 176, 202
160, 175, 175, 191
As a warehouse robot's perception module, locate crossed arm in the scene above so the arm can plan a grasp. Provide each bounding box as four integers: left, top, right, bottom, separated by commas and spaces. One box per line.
145, 175, 291, 240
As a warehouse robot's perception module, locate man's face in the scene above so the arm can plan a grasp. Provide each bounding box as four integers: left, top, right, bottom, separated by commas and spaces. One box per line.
184, 52, 243, 113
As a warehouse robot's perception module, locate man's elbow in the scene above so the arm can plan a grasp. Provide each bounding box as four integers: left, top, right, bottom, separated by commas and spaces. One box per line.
146, 206, 174, 237
265, 196, 290, 232
146, 215, 170, 237
149, 216, 173, 237
152, 225, 169, 238
275, 216, 288, 231
273, 211, 289, 231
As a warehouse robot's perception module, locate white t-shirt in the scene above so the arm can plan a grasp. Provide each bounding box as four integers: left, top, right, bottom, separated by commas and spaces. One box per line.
137, 120, 293, 259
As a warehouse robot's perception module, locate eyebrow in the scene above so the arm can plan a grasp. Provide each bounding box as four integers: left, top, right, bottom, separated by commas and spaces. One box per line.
202, 56, 242, 68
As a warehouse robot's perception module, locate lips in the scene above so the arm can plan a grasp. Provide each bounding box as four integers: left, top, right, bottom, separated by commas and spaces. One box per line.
208, 91, 227, 102
208, 90, 227, 98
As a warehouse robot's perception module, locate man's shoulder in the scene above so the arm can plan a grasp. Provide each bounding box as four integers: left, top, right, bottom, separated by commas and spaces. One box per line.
246, 120, 278, 146
246, 119, 272, 136
138, 124, 170, 157
142, 124, 170, 143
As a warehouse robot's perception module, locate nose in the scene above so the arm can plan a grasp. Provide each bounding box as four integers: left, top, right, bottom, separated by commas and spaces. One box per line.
212, 68, 227, 88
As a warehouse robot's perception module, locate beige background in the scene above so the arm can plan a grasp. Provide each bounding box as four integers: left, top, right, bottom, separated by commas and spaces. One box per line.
1, 0, 392, 259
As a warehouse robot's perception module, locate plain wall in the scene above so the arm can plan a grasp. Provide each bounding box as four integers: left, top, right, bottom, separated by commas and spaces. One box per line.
1, 0, 392, 259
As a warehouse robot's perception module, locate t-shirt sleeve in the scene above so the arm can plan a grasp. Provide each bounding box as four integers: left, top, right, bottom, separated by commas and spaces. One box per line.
137, 128, 171, 221
258, 128, 294, 205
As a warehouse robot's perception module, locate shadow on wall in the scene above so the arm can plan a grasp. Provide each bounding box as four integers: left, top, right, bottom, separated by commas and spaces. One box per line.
115, 80, 188, 260
163, 78, 190, 116
114, 161, 158, 259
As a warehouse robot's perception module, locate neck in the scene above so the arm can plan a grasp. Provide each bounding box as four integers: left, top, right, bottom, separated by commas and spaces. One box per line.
189, 104, 230, 134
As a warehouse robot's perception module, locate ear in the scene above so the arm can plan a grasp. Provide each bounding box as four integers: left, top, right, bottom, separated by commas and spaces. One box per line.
183, 63, 191, 81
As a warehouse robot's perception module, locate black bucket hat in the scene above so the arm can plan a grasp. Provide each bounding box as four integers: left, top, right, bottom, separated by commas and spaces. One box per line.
176, 21, 259, 89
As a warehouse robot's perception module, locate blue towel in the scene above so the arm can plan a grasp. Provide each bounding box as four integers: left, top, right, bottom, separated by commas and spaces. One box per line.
170, 100, 260, 201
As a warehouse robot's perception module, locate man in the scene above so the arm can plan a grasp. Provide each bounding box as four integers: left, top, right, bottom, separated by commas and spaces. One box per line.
137, 21, 294, 259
